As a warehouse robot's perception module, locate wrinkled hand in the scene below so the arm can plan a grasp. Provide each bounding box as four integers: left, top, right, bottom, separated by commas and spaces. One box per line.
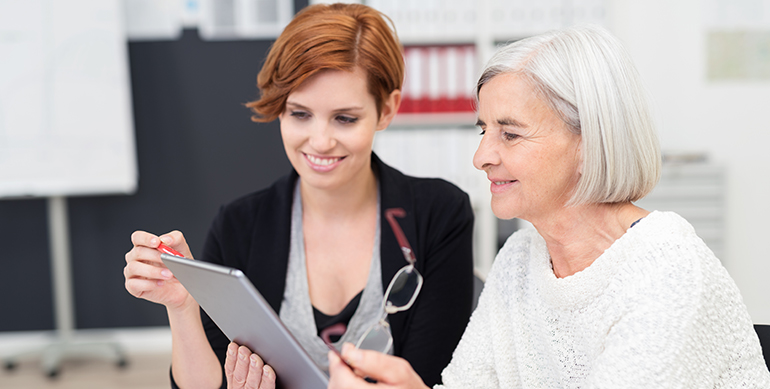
123, 230, 194, 310
225, 342, 276, 389
327, 343, 429, 389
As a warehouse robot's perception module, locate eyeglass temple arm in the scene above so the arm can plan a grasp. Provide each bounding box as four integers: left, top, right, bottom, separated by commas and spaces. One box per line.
385, 208, 417, 265
319, 323, 353, 368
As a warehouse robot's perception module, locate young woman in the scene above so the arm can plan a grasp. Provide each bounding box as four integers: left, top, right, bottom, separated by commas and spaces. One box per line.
123, 4, 474, 389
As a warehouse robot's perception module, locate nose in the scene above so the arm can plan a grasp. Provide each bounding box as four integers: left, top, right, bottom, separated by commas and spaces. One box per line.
473, 131, 499, 172
308, 121, 336, 152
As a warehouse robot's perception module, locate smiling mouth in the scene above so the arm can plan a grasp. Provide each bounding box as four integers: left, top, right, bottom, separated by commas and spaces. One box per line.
305, 153, 344, 166
493, 180, 516, 185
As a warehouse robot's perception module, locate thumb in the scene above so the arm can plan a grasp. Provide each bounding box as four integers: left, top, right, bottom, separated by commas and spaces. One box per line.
328, 350, 369, 388
340, 343, 422, 385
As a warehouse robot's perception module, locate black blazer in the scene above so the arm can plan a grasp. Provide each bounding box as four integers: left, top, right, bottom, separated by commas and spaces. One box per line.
172, 153, 475, 388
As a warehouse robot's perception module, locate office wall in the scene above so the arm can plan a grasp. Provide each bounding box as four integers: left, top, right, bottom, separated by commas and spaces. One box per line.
607, 0, 770, 323
0, 28, 294, 331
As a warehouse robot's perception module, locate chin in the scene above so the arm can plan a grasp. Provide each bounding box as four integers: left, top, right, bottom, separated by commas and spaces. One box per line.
490, 201, 520, 221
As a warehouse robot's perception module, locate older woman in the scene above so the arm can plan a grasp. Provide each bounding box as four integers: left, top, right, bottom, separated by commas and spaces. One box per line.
328, 25, 770, 388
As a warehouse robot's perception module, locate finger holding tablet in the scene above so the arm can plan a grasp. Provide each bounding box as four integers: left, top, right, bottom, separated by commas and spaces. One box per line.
225, 342, 276, 389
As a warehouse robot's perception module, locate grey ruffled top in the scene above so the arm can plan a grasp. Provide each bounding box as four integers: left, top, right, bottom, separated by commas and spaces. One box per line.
279, 181, 391, 372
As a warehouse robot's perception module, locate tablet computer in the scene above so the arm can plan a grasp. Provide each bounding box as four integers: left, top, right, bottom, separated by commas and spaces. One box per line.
160, 253, 329, 389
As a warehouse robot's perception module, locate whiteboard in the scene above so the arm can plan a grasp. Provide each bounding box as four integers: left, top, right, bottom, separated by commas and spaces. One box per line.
0, 0, 137, 198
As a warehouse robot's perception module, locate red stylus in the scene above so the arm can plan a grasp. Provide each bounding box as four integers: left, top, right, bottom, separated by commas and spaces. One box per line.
157, 242, 184, 257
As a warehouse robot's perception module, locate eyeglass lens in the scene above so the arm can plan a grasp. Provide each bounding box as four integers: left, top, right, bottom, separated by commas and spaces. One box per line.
356, 318, 393, 352
386, 266, 422, 310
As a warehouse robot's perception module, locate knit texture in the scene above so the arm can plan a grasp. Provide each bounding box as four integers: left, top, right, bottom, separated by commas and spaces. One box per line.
438, 211, 770, 388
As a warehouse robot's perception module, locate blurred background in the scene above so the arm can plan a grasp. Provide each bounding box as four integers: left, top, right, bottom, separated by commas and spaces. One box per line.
1, 0, 768, 386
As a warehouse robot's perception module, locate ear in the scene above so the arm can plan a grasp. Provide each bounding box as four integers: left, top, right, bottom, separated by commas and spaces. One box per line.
376, 89, 402, 132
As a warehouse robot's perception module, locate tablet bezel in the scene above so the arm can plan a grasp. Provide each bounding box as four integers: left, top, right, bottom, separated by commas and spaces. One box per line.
160, 253, 329, 389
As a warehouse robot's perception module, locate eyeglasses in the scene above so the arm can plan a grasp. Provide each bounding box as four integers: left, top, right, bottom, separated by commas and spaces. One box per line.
321, 208, 423, 356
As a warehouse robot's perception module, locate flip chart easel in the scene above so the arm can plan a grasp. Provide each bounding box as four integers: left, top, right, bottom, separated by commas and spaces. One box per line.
3, 197, 129, 377
0, 0, 137, 378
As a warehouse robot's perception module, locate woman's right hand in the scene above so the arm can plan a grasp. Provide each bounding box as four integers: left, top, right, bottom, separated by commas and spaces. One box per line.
123, 230, 194, 311
328, 344, 429, 389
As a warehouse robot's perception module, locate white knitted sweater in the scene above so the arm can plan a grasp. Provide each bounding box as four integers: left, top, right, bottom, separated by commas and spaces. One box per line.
437, 211, 770, 388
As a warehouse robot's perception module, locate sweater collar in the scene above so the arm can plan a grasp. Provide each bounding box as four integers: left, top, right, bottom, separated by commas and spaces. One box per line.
529, 212, 661, 309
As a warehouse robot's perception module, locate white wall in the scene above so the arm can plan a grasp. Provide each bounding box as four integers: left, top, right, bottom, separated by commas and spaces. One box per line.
607, 0, 770, 323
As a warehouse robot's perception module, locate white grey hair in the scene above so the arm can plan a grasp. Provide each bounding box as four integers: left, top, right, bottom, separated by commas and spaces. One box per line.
477, 25, 661, 205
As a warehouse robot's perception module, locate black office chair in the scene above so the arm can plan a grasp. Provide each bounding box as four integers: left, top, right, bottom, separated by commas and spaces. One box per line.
471, 272, 485, 311
754, 324, 770, 371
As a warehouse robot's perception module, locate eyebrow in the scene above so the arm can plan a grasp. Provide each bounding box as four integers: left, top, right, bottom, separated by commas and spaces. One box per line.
285, 101, 364, 112
476, 117, 528, 128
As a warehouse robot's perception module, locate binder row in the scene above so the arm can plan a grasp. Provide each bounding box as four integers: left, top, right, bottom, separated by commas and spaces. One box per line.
371, 0, 476, 42
367, 0, 606, 42
400, 45, 478, 114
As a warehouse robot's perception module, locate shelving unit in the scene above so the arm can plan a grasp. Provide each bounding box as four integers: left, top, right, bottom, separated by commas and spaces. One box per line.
372, 127, 495, 277
635, 162, 727, 259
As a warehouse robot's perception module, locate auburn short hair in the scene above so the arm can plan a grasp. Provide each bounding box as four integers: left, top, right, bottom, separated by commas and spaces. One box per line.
246, 3, 404, 122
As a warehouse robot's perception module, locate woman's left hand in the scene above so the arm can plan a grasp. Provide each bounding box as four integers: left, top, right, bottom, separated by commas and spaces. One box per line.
224, 342, 276, 389
328, 343, 429, 389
